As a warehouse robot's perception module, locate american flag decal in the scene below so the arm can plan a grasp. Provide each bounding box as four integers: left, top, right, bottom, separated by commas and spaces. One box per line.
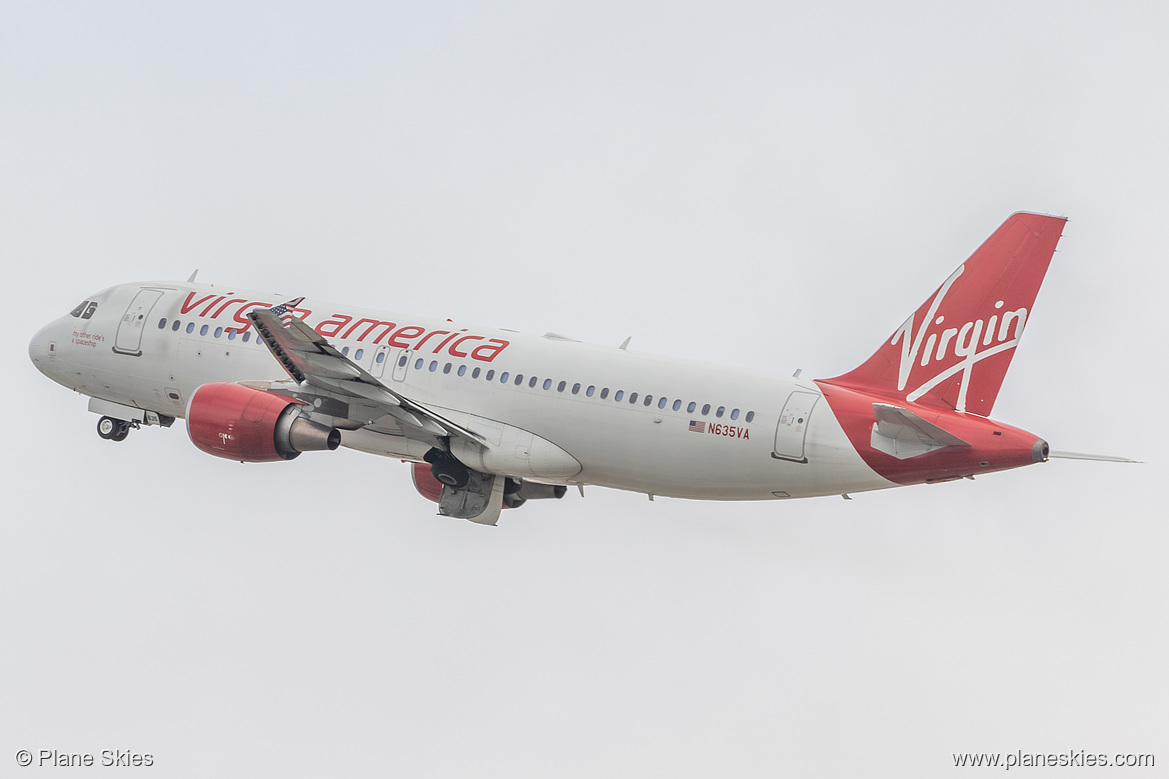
688, 420, 705, 433
268, 297, 304, 324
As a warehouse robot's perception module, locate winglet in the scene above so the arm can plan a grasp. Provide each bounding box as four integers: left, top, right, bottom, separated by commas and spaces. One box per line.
267, 297, 305, 319
187, 269, 199, 283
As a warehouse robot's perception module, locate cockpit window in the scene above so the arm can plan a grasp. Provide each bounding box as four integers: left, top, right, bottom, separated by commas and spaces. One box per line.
69, 301, 98, 319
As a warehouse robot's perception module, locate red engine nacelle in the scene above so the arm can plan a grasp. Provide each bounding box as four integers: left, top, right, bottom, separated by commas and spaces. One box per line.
410, 463, 564, 509
411, 462, 445, 504
187, 382, 341, 463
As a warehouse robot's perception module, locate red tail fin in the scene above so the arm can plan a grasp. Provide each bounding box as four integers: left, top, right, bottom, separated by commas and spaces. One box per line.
822, 212, 1066, 416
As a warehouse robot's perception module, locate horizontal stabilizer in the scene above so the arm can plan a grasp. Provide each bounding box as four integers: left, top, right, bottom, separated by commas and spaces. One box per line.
1048, 450, 1141, 464
871, 403, 970, 460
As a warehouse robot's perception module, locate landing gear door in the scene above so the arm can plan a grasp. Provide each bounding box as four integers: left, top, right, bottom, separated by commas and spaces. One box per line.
113, 288, 165, 356
391, 349, 412, 382
773, 391, 819, 463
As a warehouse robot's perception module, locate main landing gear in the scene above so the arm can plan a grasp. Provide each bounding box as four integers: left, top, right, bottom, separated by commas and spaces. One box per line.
96, 415, 133, 442
423, 448, 470, 489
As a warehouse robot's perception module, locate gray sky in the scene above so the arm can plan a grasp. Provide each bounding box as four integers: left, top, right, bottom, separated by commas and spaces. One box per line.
2, 2, 1165, 776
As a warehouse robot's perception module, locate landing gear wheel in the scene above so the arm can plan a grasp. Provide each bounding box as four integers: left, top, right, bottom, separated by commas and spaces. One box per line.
423, 447, 471, 489
431, 462, 470, 490
97, 416, 118, 440
98, 417, 130, 442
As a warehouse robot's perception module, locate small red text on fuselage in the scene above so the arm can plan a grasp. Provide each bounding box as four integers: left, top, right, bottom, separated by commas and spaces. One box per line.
708, 423, 750, 440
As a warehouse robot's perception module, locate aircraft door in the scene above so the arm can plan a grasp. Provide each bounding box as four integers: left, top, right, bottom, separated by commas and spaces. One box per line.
372, 345, 391, 378
113, 288, 165, 356
772, 391, 820, 463
391, 349, 412, 382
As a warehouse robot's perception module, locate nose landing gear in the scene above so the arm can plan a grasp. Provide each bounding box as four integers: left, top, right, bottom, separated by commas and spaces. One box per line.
97, 415, 133, 442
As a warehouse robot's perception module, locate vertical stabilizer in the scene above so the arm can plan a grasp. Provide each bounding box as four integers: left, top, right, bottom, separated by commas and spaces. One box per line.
821, 212, 1066, 416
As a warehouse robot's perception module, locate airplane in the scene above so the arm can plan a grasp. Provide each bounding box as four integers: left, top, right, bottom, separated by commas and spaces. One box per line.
27, 212, 1134, 525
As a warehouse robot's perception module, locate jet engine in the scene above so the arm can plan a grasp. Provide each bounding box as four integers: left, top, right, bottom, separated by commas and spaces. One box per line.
411, 462, 445, 503
411, 463, 566, 509
187, 382, 340, 463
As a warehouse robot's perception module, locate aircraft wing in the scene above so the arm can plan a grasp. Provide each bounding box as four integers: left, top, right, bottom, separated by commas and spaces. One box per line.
247, 307, 487, 449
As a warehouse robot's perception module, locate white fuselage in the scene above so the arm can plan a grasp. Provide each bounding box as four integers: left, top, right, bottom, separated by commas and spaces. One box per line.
30, 281, 893, 501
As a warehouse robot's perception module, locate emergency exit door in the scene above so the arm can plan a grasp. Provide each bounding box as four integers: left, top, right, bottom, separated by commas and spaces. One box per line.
392, 349, 413, 382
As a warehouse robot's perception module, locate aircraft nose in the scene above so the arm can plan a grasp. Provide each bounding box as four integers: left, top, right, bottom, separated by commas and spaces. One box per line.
28, 321, 59, 376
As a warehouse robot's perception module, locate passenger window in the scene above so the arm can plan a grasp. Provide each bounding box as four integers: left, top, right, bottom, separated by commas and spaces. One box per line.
702, 404, 711, 415
687, 402, 696, 413
200, 325, 209, 336
376, 352, 386, 364
415, 358, 424, 370
716, 406, 725, 418
472, 367, 481, 379
444, 363, 452, 374
399, 355, 408, 367
514, 373, 523, 385
528, 376, 537, 388
658, 397, 668, 409
227, 329, 236, 340
458, 365, 466, 376
615, 390, 624, 401
746, 411, 755, 422
157, 318, 167, 329
543, 379, 552, 390
242, 331, 251, 342
731, 408, 740, 420
629, 392, 638, 404
342, 346, 350, 355
486, 370, 495, 381
586, 386, 595, 397
572, 383, 580, 394
557, 381, 566, 392
355, 348, 364, 360
500, 371, 509, 383
429, 361, 438, 372
600, 388, 610, 399
672, 399, 681, 411
187, 323, 195, 334
172, 320, 181, 332
214, 327, 223, 338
